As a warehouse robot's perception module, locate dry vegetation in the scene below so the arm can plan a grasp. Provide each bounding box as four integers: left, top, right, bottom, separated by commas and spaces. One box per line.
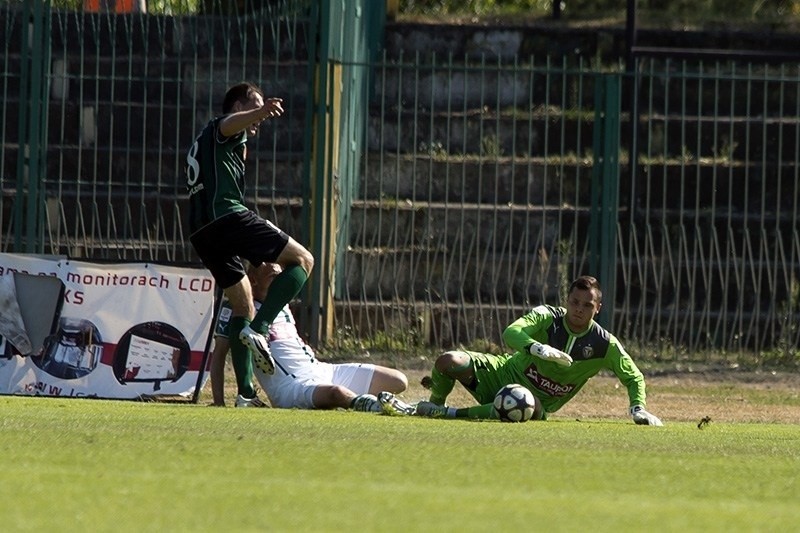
404, 369, 800, 425
209, 363, 800, 425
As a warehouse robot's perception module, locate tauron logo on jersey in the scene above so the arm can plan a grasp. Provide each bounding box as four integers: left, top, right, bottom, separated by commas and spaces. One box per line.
582, 345, 593, 359
523, 366, 574, 397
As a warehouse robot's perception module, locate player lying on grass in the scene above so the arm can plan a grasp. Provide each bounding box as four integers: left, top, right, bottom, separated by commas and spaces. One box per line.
211, 262, 410, 412
379, 275, 663, 426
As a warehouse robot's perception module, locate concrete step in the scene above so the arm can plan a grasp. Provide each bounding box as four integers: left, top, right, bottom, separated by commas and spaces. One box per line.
360, 153, 593, 205
0, 147, 308, 200
367, 108, 597, 158
22, 188, 586, 249
362, 153, 797, 214
3, 92, 308, 152
6, 9, 312, 61
331, 299, 798, 349
640, 113, 800, 161
7, 144, 793, 240
332, 300, 533, 348
341, 246, 565, 302
348, 198, 591, 252
369, 105, 800, 162
44, 57, 309, 108
633, 161, 799, 215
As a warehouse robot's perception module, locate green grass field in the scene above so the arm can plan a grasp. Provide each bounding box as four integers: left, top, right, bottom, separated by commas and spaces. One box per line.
1, 395, 798, 532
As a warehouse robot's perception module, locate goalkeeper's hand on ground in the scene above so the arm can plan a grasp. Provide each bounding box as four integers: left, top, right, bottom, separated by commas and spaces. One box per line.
528, 342, 573, 367
630, 405, 664, 426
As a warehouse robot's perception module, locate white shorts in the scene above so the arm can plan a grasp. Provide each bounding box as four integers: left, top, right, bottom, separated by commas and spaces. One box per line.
262, 362, 376, 409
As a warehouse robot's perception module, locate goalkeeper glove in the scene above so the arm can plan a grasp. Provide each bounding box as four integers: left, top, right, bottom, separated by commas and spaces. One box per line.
630, 405, 664, 426
528, 341, 573, 367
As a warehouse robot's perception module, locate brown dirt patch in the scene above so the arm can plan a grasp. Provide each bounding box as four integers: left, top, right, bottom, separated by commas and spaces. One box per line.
400, 369, 800, 425
211, 364, 800, 425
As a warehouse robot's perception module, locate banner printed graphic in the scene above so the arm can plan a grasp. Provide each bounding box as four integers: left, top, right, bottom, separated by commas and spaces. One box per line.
0, 253, 214, 399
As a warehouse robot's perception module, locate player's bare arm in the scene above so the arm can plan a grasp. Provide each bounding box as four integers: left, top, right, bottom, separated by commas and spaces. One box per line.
219, 97, 284, 137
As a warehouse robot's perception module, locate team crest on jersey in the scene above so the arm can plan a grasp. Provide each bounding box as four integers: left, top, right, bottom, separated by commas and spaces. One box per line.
582, 345, 594, 359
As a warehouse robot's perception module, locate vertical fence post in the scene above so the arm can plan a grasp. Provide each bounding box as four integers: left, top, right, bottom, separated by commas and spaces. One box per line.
305, 0, 381, 345
305, 0, 334, 346
589, 74, 621, 329
15, 0, 50, 253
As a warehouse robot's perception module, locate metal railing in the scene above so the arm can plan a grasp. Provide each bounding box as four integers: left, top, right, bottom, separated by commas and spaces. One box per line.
2, 1, 313, 262
622, 58, 800, 360
334, 53, 800, 362
2, 3, 798, 364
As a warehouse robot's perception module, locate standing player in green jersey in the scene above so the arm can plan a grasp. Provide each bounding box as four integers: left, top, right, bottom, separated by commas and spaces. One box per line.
380, 275, 663, 425
186, 82, 314, 407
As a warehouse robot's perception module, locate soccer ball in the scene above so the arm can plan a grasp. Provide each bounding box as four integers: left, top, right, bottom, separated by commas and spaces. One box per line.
492, 384, 537, 423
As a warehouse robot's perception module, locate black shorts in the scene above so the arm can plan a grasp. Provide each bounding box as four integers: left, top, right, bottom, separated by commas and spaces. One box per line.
190, 210, 290, 289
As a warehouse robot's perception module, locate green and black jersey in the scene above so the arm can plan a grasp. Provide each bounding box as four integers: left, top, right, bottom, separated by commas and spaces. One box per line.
496, 304, 647, 413
185, 117, 249, 235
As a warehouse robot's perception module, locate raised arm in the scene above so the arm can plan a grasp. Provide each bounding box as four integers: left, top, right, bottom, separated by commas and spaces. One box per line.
219, 97, 284, 138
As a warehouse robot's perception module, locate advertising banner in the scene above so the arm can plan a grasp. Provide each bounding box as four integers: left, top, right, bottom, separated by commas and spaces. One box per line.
0, 253, 214, 399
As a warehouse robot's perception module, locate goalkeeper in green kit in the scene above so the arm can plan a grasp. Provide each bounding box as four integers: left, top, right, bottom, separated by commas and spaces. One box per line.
379, 275, 663, 425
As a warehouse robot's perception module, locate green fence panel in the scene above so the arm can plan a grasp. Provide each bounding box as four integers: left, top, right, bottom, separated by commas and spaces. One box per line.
335, 52, 799, 362
303, 0, 381, 344
2, 5, 799, 362
621, 58, 800, 360
589, 73, 620, 330
1, 1, 314, 262
336, 54, 600, 350
14, 0, 51, 253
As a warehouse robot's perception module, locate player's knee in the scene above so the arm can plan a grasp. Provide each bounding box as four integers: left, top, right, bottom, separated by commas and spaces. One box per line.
368, 368, 407, 395
298, 248, 314, 274
435, 350, 469, 375
282, 246, 314, 275
326, 385, 350, 404
277, 239, 314, 275
386, 369, 408, 392
312, 385, 350, 409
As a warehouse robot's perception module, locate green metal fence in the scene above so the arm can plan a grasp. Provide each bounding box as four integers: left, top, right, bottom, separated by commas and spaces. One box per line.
334, 53, 800, 362
2, 2, 799, 363
3, 0, 314, 261
622, 58, 800, 360
337, 54, 611, 352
